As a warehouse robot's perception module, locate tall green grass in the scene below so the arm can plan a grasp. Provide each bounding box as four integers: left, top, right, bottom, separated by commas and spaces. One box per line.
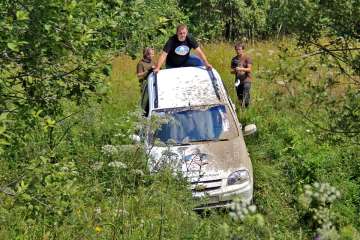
103, 40, 359, 239
1, 40, 359, 239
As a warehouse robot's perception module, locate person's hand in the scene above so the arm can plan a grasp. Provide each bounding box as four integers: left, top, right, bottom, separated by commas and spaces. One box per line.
153, 67, 160, 73
236, 67, 245, 75
205, 63, 212, 70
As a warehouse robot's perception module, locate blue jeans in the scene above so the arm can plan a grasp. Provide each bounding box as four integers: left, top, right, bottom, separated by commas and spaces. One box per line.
166, 55, 204, 68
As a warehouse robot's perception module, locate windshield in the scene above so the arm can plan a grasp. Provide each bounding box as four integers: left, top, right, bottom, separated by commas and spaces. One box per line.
153, 105, 238, 144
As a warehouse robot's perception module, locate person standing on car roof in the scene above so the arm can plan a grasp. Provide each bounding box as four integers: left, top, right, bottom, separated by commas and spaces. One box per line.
153, 24, 212, 72
231, 42, 253, 108
136, 47, 155, 89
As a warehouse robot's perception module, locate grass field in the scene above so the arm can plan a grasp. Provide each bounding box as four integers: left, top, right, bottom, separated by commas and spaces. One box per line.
105, 41, 359, 239
1, 40, 359, 239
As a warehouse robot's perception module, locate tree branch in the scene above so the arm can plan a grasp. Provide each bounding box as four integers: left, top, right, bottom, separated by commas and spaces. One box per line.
297, 109, 360, 135
302, 47, 360, 58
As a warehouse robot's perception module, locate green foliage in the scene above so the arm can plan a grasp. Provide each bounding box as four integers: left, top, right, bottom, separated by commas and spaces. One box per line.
299, 183, 340, 221
297, 182, 355, 240
0, 0, 186, 161
2, 39, 360, 239
229, 199, 270, 238
270, 0, 360, 144
118, 0, 187, 57
179, 0, 269, 41
1, 0, 114, 113
1, 0, 360, 236
0, 113, 9, 155
265, 40, 359, 145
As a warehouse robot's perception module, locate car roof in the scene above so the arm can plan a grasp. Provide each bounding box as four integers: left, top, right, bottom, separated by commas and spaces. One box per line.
153, 67, 223, 110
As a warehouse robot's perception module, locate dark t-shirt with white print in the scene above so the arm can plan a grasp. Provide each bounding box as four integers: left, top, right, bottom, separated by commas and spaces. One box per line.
163, 34, 199, 67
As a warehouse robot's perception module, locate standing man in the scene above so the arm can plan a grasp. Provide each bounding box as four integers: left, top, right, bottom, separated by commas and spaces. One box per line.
231, 43, 253, 108
136, 47, 155, 89
153, 24, 212, 72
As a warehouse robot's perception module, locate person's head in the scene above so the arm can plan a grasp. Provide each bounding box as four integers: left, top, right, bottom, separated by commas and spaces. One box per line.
176, 24, 188, 41
234, 42, 245, 56
143, 47, 154, 60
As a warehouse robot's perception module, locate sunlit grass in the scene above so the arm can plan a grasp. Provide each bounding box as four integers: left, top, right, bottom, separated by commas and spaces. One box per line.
110, 55, 140, 112
108, 40, 303, 237
92, 39, 360, 239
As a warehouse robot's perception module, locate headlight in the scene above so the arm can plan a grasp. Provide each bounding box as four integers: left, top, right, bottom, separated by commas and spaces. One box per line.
227, 170, 249, 185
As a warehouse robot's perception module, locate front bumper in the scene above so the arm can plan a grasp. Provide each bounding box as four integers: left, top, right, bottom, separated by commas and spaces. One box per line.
192, 181, 253, 210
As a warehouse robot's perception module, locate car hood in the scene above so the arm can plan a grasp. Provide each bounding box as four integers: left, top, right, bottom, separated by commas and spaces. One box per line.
148, 136, 252, 180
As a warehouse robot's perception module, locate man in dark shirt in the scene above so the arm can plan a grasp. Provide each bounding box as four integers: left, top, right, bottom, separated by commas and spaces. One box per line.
154, 24, 212, 72
230, 43, 253, 108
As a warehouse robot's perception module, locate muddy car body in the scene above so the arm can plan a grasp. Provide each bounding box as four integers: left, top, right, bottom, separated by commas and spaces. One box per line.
139, 67, 254, 209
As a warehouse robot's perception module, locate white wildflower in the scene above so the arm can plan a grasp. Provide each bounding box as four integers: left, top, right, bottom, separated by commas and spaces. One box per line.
132, 169, 144, 176
95, 207, 101, 215
108, 161, 127, 169
101, 144, 118, 156
60, 166, 69, 172
248, 205, 257, 213
113, 208, 129, 216
92, 161, 103, 170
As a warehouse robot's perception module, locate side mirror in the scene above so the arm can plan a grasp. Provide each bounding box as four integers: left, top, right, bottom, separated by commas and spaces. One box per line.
243, 124, 257, 136
131, 134, 141, 143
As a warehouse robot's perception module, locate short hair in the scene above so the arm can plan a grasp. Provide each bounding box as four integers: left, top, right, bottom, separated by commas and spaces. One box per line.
234, 42, 245, 50
143, 47, 154, 58
176, 24, 188, 33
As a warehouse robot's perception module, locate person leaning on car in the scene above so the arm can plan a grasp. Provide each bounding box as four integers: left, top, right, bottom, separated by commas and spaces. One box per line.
153, 24, 212, 72
231, 42, 253, 108
136, 47, 155, 88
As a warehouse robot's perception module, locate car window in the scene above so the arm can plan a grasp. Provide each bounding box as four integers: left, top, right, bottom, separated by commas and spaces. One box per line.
153, 104, 238, 144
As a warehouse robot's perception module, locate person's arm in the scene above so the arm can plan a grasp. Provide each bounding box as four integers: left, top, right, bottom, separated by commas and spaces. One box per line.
194, 47, 212, 69
136, 63, 146, 79
154, 51, 168, 73
237, 57, 252, 73
137, 71, 146, 79
236, 64, 252, 73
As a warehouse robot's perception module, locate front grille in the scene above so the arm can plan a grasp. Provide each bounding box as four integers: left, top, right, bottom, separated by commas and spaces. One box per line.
191, 179, 222, 184
194, 200, 233, 210
191, 178, 223, 193
192, 186, 220, 193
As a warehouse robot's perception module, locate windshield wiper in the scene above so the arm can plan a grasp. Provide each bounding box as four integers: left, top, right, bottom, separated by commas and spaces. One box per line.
161, 138, 229, 146
174, 142, 191, 146
188, 138, 229, 143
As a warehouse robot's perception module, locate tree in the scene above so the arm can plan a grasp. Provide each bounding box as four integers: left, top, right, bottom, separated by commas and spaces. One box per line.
0, 0, 185, 151
274, 0, 360, 142
178, 0, 269, 41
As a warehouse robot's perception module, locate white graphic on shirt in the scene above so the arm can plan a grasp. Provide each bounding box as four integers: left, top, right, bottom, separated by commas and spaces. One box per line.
175, 45, 190, 56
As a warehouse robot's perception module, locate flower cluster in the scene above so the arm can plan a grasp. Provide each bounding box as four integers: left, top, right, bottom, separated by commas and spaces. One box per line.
299, 182, 341, 239
313, 206, 332, 226
230, 198, 257, 222
315, 223, 340, 240
101, 144, 118, 157
303, 182, 341, 207
108, 161, 127, 169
